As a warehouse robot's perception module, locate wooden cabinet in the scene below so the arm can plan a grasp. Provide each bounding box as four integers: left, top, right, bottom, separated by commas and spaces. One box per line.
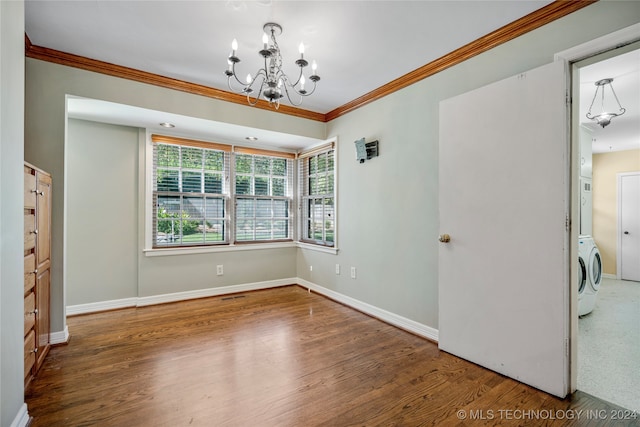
24, 162, 52, 388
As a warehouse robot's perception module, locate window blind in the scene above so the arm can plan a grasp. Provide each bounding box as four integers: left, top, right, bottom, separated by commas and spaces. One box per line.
298, 142, 336, 246
233, 147, 295, 242
152, 135, 231, 247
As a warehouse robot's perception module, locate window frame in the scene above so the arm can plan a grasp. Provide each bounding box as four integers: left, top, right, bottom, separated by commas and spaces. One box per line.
146, 134, 303, 253
232, 148, 295, 243
298, 140, 337, 248
152, 135, 231, 248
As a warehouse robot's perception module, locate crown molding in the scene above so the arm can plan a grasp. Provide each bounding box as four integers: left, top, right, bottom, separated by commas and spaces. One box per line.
24, 1, 593, 124
325, 0, 596, 121
24, 41, 327, 122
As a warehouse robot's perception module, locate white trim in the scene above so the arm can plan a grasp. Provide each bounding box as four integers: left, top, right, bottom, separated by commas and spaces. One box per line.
66, 278, 296, 314
296, 241, 339, 255
602, 273, 617, 280
10, 404, 29, 427
63, 278, 438, 344
136, 278, 294, 307
555, 23, 640, 62
556, 23, 640, 394
144, 241, 297, 257
50, 326, 70, 345
67, 297, 138, 316
617, 171, 640, 281
297, 278, 439, 342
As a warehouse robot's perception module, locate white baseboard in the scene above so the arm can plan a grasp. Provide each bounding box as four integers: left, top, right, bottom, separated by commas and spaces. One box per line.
67, 297, 137, 316
64, 277, 438, 343
297, 278, 439, 342
602, 273, 617, 280
66, 279, 297, 315
136, 278, 296, 307
50, 325, 70, 345
10, 403, 29, 427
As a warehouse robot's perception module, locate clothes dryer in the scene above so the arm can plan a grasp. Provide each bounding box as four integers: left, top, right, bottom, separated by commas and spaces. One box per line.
578, 235, 602, 316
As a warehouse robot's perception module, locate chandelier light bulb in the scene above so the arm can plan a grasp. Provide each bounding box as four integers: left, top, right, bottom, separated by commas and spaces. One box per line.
312, 60, 317, 75
299, 42, 305, 58
231, 38, 238, 55
262, 33, 268, 49
246, 73, 252, 84
300, 74, 306, 90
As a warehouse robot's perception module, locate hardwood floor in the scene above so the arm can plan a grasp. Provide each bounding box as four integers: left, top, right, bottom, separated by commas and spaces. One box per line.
25, 286, 639, 426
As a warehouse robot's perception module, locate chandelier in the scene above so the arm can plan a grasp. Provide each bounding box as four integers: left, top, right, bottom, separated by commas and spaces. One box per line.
586, 78, 626, 128
225, 22, 320, 109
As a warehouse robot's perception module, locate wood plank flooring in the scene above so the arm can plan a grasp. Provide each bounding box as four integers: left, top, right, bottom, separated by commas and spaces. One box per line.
25, 286, 639, 426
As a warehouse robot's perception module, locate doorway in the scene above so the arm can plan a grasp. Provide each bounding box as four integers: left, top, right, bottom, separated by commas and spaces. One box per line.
572, 42, 640, 412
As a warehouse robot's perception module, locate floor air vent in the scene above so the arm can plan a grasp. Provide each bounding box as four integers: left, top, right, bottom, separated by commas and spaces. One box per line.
221, 295, 247, 301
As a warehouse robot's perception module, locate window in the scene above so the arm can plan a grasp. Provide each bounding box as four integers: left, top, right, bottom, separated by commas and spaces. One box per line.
151, 135, 298, 249
299, 142, 336, 247
152, 135, 231, 247
234, 147, 295, 242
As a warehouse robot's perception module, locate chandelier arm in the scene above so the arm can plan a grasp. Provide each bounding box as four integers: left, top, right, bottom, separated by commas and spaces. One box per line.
609, 85, 627, 115
280, 82, 305, 106
585, 85, 600, 119
228, 61, 251, 89
288, 66, 305, 88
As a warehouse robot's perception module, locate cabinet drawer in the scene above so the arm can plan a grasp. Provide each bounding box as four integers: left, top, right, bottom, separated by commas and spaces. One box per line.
24, 292, 36, 336
24, 329, 36, 379
24, 169, 36, 209
24, 214, 36, 250
24, 254, 36, 295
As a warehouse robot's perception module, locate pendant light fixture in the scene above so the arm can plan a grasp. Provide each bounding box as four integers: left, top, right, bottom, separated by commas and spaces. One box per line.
586, 78, 626, 128
225, 22, 320, 109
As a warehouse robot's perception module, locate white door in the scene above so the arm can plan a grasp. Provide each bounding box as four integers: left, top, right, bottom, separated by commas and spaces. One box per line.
620, 173, 640, 281
439, 61, 570, 398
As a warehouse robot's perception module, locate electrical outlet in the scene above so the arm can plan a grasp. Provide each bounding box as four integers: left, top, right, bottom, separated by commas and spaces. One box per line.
350, 267, 356, 279
310, 265, 313, 272
335, 264, 340, 275
216, 265, 224, 276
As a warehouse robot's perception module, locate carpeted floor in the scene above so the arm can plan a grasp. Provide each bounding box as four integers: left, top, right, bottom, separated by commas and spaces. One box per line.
578, 278, 640, 412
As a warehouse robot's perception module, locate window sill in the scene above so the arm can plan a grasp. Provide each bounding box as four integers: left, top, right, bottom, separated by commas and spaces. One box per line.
144, 241, 297, 257
296, 242, 339, 255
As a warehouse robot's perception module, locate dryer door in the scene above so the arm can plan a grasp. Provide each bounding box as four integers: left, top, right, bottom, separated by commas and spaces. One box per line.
589, 249, 602, 291
578, 257, 586, 295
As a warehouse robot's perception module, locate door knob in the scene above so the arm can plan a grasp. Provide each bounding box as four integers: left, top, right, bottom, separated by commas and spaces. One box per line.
438, 234, 451, 243
624, 231, 630, 235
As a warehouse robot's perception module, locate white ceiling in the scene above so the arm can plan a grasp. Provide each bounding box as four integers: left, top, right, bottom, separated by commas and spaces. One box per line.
578, 48, 640, 154
26, 1, 639, 152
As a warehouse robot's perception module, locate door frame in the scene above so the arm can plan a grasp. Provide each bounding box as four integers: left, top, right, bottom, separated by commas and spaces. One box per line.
555, 22, 640, 393
617, 171, 640, 280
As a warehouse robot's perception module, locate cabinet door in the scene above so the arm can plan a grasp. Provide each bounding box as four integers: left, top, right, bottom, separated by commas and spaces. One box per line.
36, 173, 52, 266
35, 268, 50, 368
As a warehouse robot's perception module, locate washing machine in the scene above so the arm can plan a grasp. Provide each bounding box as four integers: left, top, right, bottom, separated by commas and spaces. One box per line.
578, 235, 602, 316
